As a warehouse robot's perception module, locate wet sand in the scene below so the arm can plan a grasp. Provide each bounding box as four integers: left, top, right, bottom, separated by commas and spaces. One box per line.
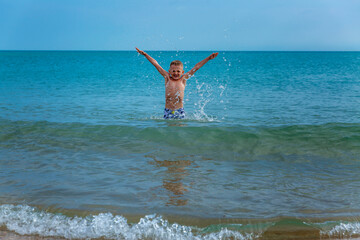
0, 231, 64, 240
1, 230, 360, 240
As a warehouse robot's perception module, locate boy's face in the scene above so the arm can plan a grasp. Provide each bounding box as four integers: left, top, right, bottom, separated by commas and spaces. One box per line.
169, 65, 184, 80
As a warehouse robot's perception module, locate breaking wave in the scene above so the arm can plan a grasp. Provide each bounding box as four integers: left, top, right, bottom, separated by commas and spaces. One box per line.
0, 204, 258, 240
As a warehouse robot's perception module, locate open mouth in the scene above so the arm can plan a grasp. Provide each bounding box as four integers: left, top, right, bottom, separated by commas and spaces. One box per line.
170, 74, 180, 79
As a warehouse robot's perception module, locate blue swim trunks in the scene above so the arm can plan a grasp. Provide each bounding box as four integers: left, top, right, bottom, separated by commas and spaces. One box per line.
163, 108, 185, 119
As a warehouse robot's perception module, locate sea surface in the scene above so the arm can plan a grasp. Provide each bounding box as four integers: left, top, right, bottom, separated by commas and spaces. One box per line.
0, 51, 360, 239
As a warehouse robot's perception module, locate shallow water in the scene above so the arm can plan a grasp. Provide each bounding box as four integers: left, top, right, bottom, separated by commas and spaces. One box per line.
1, 51, 360, 239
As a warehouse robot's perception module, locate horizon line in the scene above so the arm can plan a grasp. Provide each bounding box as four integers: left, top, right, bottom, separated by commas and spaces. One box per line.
1, 49, 360, 52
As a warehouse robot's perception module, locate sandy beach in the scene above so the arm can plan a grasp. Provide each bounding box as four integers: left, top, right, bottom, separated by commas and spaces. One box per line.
2, 229, 360, 240
0, 230, 64, 240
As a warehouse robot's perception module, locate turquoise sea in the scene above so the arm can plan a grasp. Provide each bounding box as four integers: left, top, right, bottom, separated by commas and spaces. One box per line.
0, 51, 360, 239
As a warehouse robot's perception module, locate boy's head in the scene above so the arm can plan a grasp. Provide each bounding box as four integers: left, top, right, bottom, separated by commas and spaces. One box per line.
169, 60, 184, 80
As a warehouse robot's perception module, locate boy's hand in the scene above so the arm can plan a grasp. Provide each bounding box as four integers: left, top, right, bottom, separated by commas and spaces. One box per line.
209, 52, 219, 60
136, 47, 146, 56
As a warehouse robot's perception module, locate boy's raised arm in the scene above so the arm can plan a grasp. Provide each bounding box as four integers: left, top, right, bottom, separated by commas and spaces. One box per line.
136, 47, 168, 78
183, 52, 218, 80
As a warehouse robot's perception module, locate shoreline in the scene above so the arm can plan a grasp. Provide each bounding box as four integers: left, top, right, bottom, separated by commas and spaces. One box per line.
1, 212, 360, 239
1, 230, 360, 240
0, 231, 64, 240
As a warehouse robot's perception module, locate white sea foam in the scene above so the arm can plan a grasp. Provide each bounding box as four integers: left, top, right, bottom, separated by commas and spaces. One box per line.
0, 204, 257, 240
321, 221, 360, 239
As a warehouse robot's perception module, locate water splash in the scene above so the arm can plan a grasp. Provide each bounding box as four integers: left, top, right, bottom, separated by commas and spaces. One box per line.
192, 79, 216, 121
219, 84, 227, 97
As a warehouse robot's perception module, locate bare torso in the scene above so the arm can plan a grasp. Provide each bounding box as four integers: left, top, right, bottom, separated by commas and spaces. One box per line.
165, 77, 186, 110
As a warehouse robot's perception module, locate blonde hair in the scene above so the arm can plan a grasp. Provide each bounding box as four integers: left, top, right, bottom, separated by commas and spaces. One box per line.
170, 60, 183, 68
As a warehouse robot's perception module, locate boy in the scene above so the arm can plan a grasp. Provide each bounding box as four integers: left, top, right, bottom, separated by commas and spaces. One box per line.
136, 47, 218, 119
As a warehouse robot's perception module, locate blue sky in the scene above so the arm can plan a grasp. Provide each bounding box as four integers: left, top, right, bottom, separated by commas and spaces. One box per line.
1, 0, 360, 51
